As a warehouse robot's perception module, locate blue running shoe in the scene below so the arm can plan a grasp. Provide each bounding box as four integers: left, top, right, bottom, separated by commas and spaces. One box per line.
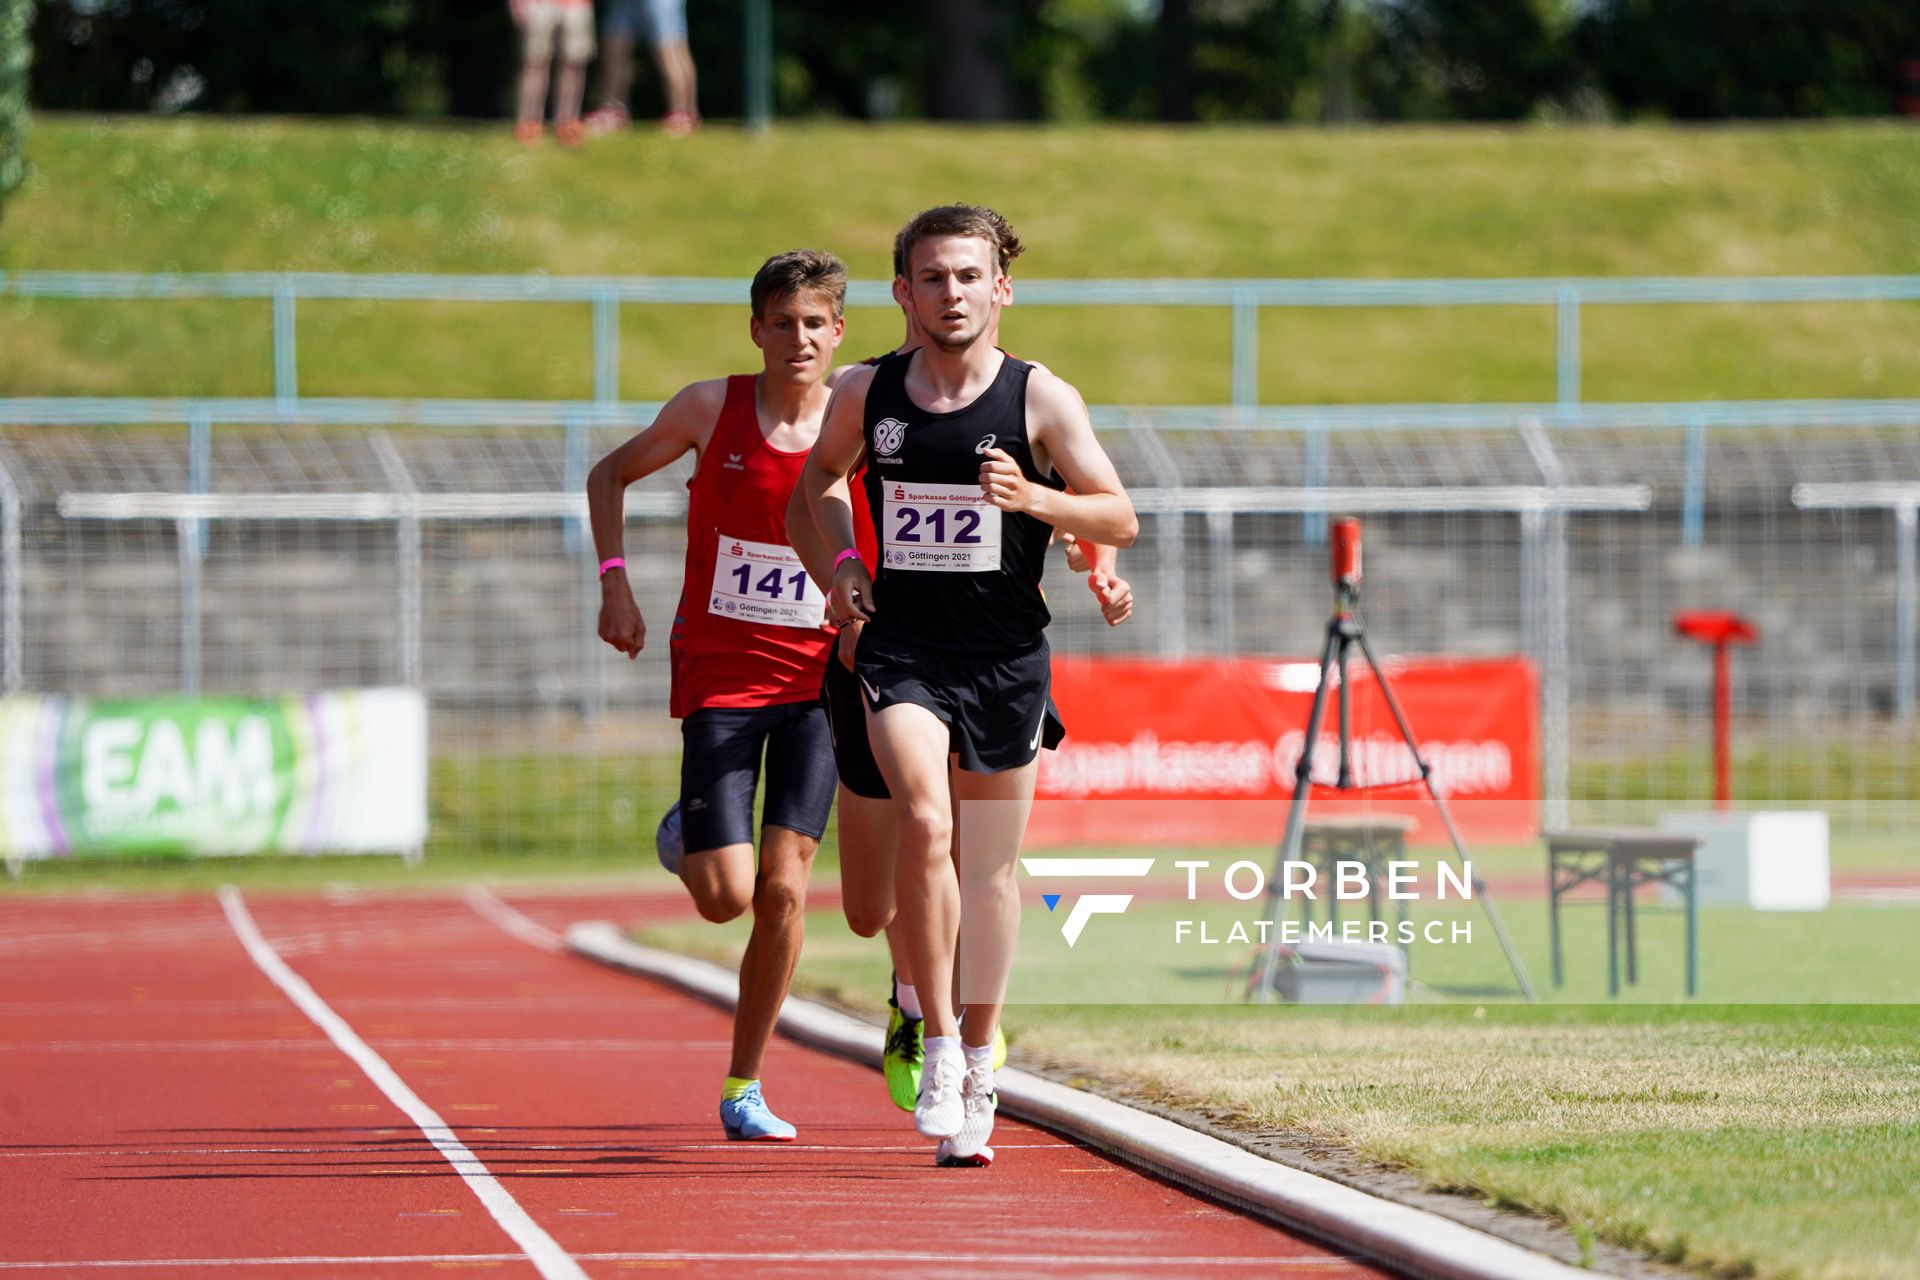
719, 1083, 795, 1142
655, 802, 684, 877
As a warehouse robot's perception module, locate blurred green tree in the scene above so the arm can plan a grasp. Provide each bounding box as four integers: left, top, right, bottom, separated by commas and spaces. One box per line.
0, 0, 29, 217
28, 0, 495, 117
1357, 0, 1575, 121
21, 0, 1919, 124
1577, 0, 1920, 118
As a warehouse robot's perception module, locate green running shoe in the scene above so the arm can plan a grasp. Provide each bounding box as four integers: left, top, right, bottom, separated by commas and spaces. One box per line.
882, 994, 924, 1112
959, 1009, 1010, 1072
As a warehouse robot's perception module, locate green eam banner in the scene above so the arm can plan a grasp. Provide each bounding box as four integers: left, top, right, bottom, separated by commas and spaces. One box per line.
0, 689, 427, 860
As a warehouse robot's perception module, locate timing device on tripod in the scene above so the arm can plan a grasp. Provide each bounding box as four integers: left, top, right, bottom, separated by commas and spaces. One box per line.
1247, 518, 1538, 1003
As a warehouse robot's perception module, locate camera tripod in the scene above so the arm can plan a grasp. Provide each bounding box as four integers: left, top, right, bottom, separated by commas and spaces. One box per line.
1250, 520, 1537, 1003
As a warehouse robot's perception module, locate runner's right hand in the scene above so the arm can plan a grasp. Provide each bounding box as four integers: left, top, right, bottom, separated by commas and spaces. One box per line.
836, 619, 863, 672
831, 558, 875, 624
597, 589, 646, 659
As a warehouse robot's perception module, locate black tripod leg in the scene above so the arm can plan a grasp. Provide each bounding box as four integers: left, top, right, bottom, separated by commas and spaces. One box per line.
1354, 627, 1540, 1003
1254, 619, 1343, 1002
1336, 633, 1354, 790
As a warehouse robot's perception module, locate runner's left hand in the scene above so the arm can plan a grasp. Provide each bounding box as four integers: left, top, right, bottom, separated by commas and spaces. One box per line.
1090, 571, 1133, 627
979, 447, 1035, 513
1059, 531, 1093, 573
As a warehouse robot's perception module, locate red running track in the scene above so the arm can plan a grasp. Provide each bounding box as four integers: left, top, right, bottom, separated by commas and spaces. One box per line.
0, 885, 1400, 1279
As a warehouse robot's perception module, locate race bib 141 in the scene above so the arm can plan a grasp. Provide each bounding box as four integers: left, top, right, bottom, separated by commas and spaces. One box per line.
708, 535, 824, 628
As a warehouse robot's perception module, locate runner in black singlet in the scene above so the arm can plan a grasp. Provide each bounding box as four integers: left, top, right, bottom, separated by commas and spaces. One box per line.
798, 205, 1137, 1167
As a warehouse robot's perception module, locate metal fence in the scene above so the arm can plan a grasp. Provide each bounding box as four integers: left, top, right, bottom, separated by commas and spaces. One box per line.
11, 268, 1920, 410
3, 270, 1917, 851
6, 409, 1918, 847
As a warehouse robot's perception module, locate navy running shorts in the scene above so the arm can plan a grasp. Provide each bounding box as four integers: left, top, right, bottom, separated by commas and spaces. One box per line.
822, 656, 891, 800
678, 700, 836, 853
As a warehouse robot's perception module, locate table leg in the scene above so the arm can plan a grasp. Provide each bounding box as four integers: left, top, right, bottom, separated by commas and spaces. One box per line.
1548, 852, 1564, 989
1367, 849, 1381, 930
1625, 861, 1639, 986
1685, 857, 1698, 998
1396, 887, 1410, 971
1607, 855, 1620, 998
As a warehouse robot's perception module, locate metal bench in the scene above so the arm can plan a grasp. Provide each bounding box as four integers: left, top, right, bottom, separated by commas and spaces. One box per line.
1295, 815, 1420, 942
1546, 828, 1703, 997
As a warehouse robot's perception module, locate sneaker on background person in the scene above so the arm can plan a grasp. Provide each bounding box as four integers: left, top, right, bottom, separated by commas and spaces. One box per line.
655, 802, 684, 877
583, 103, 631, 136
718, 1081, 795, 1142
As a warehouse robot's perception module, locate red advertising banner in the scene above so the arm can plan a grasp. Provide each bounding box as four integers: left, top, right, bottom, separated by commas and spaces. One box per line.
1031, 656, 1538, 847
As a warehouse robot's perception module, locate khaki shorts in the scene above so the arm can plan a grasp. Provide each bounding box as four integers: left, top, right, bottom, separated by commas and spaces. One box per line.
522, 1, 596, 63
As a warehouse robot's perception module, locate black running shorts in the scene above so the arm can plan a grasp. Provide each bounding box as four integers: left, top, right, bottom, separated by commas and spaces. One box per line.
851, 630, 1065, 774
821, 657, 891, 800
678, 701, 836, 852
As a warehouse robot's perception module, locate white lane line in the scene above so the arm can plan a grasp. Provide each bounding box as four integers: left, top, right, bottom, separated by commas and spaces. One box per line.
0, 1251, 1350, 1271
0, 996, 680, 1015
458, 885, 566, 953
216, 886, 588, 1280
1839, 888, 1920, 905
0, 1039, 727, 1054
1, 1140, 1077, 1160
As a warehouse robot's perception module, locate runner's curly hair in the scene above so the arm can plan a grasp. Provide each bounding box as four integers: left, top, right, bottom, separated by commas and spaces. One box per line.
892, 205, 1025, 279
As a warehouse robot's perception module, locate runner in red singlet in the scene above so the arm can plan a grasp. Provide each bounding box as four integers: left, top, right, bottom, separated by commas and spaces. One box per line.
586, 249, 848, 1143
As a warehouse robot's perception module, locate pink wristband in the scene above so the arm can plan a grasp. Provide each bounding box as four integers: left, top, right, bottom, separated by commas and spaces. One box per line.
598, 557, 626, 577
832, 548, 863, 573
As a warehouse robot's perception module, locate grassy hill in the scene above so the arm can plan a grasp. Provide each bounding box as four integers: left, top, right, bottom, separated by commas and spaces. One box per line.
4, 116, 1920, 404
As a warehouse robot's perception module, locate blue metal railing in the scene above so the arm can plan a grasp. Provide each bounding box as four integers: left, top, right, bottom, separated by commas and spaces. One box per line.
9, 269, 1920, 412
6, 267, 1920, 809
3, 396, 1918, 431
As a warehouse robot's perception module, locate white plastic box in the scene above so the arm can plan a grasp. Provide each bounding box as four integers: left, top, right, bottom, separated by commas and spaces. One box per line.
1268, 940, 1407, 1004
1655, 811, 1831, 911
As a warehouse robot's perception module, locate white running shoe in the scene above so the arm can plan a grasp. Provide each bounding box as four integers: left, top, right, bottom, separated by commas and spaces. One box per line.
914, 1048, 964, 1139
944, 1063, 996, 1162
934, 1137, 995, 1168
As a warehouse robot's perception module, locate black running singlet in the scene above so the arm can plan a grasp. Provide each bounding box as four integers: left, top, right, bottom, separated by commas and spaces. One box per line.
861, 350, 1063, 654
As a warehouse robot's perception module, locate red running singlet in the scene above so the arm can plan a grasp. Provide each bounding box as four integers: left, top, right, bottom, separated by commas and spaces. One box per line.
669, 374, 877, 717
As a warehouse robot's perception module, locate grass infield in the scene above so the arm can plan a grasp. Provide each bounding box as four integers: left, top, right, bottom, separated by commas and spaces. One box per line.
637, 901, 1920, 1280
9, 112, 1920, 1277
5, 117, 1920, 404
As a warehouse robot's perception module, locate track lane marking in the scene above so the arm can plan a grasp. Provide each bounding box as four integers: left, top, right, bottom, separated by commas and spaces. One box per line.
0, 1039, 728, 1053
0, 1251, 1355, 1271
457, 887, 566, 954
216, 886, 589, 1280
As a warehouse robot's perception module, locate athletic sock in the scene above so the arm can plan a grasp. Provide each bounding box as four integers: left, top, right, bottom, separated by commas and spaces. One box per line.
895, 979, 923, 1020
924, 1035, 962, 1063
962, 1040, 994, 1068
721, 1076, 757, 1102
